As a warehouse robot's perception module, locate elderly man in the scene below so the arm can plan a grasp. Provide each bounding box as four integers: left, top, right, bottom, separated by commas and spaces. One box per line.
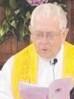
0, 3, 74, 99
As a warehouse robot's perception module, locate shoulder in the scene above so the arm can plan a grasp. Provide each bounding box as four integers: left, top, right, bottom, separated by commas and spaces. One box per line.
64, 42, 74, 51
14, 43, 35, 58
64, 41, 74, 57
12, 43, 37, 65
64, 41, 74, 49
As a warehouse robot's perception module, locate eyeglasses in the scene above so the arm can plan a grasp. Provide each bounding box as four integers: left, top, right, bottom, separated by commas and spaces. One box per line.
31, 31, 61, 40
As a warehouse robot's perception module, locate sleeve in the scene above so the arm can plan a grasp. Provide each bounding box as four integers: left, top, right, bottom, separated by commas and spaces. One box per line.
0, 56, 14, 99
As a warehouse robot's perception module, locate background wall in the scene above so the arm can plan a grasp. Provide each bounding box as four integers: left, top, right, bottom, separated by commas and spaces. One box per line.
66, 0, 74, 44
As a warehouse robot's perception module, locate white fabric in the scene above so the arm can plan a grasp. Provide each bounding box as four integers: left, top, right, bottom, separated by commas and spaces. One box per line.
0, 46, 63, 99
37, 46, 63, 87
0, 57, 14, 99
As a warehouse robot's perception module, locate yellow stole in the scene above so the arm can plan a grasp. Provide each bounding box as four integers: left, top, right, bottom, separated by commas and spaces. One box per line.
11, 42, 74, 99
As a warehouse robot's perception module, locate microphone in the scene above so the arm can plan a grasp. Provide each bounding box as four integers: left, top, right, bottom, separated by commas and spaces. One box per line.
50, 58, 57, 65
53, 58, 57, 65
50, 58, 58, 80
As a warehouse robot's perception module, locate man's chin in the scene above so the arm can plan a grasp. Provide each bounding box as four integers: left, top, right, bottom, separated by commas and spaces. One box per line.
39, 54, 52, 59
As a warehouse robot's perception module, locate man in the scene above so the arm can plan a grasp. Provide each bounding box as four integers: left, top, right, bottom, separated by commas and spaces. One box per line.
0, 3, 74, 99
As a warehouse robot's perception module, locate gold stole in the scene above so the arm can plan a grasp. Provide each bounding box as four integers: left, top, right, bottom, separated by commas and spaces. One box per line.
11, 42, 74, 99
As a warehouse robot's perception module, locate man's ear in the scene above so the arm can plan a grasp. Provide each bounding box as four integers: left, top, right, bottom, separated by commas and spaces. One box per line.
29, 26, 33, 42
62, 28, 69, 42
29, 25, 32, 41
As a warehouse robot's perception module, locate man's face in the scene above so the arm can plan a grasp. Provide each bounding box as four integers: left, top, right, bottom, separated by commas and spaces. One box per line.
30, 17, 68, 59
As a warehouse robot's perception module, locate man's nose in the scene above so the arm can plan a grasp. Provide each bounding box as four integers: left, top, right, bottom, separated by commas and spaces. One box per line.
40, 36, 50, 45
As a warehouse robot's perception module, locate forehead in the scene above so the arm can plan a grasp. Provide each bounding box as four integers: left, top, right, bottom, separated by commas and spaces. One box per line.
32, 16, 61, 33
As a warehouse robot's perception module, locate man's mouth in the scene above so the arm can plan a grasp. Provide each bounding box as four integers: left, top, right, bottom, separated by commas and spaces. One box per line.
42, 49, 47, 51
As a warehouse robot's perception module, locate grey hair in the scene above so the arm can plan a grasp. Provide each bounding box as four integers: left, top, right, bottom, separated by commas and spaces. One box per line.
30, 3, 68, 31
